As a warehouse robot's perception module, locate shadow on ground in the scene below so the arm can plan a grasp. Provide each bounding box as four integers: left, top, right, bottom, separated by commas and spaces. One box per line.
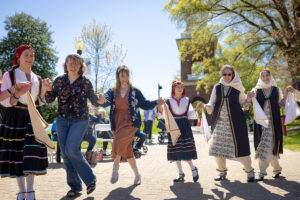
103, 185, 140, 200
212, 177, 300, 200
165, 182, 214, 200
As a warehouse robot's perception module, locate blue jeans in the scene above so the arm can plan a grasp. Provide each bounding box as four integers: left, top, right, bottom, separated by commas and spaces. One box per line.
56, 118, 96, 192
82, 132, 96, 152
135, 130, 147, 149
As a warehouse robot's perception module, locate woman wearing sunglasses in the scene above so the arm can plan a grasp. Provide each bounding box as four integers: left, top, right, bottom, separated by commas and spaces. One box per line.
198, 65, 254, 182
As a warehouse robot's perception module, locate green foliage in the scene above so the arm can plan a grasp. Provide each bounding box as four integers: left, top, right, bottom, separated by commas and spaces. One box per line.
0, 12, 58, 117
165, 0, 300, 86
40, 101, 58, 123
0, 12, 58, 79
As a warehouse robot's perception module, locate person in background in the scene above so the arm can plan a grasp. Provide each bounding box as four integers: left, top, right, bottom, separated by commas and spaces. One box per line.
143, 108, 156, 143
51, 121, 61, 163
133, 129, 147, 153
82, 111, 99, 155
97, 108, 113, 156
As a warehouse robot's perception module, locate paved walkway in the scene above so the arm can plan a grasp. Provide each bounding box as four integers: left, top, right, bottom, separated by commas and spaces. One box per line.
1, 132, 300, 200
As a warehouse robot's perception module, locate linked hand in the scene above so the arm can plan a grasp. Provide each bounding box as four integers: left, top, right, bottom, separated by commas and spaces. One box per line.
157, 97, 165, 105
98, 93, 106, 104
42, 78, 53, 92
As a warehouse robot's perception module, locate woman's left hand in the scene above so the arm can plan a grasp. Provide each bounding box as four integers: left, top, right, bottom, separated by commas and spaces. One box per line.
42, 78, 53, 92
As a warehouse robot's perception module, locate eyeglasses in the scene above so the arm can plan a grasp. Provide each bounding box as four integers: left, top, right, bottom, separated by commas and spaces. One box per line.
222, 73, 232, 77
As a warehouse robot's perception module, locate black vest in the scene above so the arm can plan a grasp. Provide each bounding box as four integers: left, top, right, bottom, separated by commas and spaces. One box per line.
211, 84, 250, 157
254, 87, 283, 155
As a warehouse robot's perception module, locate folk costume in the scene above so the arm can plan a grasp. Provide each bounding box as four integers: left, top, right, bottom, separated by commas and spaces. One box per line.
0, 44, 47, 200
0, 45, 48, 178
160, 81, 199, 183
205, 71, 254, 182
252, 72, 285, 180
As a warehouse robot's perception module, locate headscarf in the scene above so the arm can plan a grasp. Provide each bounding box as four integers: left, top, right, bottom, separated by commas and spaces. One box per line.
171, 81, 186, 97
254, 70, 277, 89
13, 44, 35, 67
219, 69, 245, 93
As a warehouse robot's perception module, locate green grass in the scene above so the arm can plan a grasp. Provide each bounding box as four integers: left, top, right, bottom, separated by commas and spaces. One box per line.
284, 131, 300, 152
81, 141, 112, 149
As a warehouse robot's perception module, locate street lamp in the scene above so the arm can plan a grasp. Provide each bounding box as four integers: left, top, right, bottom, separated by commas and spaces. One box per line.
75, 38, 84, 55
158, 83, 163, 98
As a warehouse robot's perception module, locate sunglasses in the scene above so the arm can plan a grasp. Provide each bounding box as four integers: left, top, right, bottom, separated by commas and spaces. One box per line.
222, 73, 232, 77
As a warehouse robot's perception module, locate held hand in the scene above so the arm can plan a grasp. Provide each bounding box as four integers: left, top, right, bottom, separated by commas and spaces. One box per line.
196, 103, 205, 110
42, 78, 53, 92
157, 97, 165, 105
286, 85, 294, 93
14, 81, 32, 96
97, 93, 106, 104
247, 91, 255, 99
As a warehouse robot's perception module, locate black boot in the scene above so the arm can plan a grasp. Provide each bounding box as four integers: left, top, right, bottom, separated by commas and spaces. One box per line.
173, 173, 185, 183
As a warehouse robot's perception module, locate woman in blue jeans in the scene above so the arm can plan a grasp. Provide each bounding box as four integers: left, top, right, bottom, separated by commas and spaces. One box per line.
46, 54, 102, 197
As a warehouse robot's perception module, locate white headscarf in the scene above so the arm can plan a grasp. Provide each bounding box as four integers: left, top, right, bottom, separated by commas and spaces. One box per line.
254, 71, 277, 89
219, 66, 245, 93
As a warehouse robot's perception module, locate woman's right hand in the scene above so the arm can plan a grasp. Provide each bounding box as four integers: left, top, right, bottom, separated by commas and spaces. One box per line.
196, 103, 205, 110
14, 81, 32, 97
98, 93, 106, 104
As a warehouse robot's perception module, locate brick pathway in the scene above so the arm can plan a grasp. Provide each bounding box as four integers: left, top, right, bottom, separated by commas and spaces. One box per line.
1, 132, 300, 200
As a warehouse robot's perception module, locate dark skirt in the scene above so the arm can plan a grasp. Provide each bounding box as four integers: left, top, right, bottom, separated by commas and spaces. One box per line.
0, 107, 48, 178
167, 117, 197, 161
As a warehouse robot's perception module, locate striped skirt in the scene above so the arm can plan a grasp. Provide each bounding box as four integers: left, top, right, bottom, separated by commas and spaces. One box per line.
0, 107, 48, 178
167, 117, 197, 161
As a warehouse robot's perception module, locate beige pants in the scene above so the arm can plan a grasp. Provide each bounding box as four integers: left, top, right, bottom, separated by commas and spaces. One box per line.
215, 156, 254, 174
258, 154, 281, 176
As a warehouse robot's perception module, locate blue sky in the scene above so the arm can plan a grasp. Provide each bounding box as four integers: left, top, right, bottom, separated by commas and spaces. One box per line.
0, 0, 183, 99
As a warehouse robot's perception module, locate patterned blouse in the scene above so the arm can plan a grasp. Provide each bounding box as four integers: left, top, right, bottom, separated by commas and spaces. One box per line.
45, 74, 99, 120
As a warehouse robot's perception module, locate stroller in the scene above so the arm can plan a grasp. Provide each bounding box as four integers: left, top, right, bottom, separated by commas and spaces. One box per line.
156, 118, 169, 144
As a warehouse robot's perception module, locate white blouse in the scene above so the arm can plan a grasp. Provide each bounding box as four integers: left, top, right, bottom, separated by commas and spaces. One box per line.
160, 97, 198, 120
0, 68, 45, 107
205, 85, 248, 114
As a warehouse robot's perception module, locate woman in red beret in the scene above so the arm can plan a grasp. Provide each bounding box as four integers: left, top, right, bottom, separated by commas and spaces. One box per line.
0, 44, 52, 200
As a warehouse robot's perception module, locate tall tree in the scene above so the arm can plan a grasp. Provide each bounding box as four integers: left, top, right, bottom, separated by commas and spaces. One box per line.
0, 12, 58, 79
0, 12, 58, 122
81, 20, 126, 92
165, 0, 300, 89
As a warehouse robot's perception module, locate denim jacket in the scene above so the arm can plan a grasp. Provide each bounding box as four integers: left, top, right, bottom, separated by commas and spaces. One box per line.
100, 86, 157, 131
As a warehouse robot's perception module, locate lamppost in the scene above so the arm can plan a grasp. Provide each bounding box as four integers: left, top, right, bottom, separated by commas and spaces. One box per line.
75, 38, 84, 55
158, 83, 163, 98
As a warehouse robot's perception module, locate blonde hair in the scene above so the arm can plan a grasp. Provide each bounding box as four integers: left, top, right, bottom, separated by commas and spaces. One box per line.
113, 64, 132, 95
220, 64, 235, 80
63, 53, 87, 75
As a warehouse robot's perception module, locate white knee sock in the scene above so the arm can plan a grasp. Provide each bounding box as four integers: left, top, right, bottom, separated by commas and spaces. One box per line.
16, 177, 26, 200
187, 160, 195, 170
187, 161, 198, 177
176, 161, 183, 174
26, 174, 34, 192
26, 175, 35, 200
